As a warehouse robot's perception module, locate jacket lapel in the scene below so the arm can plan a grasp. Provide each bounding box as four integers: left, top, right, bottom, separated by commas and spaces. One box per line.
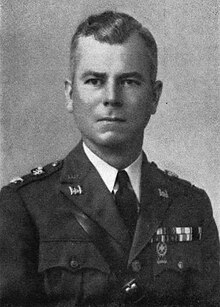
128, 156, 172, 265
58, 142, 130, 251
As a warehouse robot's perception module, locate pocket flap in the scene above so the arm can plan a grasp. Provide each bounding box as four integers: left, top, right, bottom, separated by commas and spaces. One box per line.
153, 241, 202, 276
38, 240, 110, 274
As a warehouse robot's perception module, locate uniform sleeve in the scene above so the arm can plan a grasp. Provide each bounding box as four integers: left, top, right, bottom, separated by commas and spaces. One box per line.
187, 192, 220, 306
0, 185, 46, 306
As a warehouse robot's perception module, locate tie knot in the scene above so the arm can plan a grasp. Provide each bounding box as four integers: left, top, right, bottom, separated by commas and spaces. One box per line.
116, 170, 130, 188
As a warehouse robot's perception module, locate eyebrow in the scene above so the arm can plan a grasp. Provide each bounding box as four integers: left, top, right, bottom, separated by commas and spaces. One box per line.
80, 71, 145, 81
118, 72, 145, 81
81, 71, 107, 80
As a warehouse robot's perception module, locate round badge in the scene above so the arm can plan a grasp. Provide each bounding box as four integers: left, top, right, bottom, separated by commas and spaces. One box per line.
156, 242, 167, 257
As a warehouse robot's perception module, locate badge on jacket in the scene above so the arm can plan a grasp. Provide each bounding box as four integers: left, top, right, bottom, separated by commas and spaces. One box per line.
69, 185, 83, 195
156, 242, 168, 264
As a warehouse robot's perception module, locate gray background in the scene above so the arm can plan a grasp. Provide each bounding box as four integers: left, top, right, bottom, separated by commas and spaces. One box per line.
1, 0, 220, 231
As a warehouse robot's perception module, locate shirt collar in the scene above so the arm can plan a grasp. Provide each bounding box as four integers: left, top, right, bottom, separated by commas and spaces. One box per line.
124, 153, 142, 201
83, 143, 142, 201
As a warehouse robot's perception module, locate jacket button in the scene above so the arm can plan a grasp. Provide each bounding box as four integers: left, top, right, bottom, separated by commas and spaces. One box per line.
178, 261, 184, 270
131, 260, 142, 272
70, 258, 79, 269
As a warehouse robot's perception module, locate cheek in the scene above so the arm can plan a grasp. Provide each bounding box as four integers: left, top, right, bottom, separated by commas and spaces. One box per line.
126, 87, 153, 105
74, 94, 102, 116
72, 96, 99, 125
128, 99, 152, 126
76, 83, 103, 103
129, 97, 151, 115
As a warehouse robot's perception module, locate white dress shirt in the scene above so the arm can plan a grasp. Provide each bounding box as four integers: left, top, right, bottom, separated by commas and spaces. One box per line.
83, 143, 142, 201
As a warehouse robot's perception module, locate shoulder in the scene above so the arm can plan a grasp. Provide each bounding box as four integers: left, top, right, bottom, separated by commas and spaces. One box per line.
149, 161, 208, 200
0, 160, 65, 222
3, 160, 64, 193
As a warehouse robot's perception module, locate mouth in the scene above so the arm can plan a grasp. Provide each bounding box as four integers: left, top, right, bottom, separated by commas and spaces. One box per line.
98, 117, 126, 122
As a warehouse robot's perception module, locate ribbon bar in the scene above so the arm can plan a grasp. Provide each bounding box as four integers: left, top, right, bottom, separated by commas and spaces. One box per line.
151, 227, 202, 243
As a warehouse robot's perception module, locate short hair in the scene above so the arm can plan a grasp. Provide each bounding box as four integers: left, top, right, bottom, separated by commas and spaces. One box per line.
69, 11, 158, 83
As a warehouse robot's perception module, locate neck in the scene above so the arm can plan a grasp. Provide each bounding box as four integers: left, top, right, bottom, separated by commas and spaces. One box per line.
83, 139, 143, 169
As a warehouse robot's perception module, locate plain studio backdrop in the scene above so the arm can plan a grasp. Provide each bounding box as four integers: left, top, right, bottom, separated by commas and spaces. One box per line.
1, 0, 220, 232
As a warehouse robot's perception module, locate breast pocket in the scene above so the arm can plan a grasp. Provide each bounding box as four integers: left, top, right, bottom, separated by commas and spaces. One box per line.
150, 241, 203, 299
153, 241, 202, 277
38, 239, 110, 298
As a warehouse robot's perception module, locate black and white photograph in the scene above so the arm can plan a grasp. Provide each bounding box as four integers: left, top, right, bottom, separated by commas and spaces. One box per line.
1, 1, 219, 306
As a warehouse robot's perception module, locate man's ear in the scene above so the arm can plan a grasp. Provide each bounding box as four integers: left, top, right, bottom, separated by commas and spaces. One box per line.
151, 80, 163, 114
64, 79, 74, 113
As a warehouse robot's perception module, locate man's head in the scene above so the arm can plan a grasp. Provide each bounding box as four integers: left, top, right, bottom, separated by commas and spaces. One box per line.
69, 11, 158, 83
65, 11, 162, 164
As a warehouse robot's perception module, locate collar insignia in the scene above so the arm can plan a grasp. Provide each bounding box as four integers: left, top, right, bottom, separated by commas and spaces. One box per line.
158, 188, 168, 198
69, 185, 83, 196
31, 166, 45, 176
10, 177, 24, 184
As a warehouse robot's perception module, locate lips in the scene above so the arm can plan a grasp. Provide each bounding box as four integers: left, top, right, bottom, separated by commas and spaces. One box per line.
98, 117, 126, 122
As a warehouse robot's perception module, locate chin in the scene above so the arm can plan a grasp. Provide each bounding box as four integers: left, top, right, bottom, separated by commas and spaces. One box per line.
84, 131, 140, 150
96, 135, 132, 149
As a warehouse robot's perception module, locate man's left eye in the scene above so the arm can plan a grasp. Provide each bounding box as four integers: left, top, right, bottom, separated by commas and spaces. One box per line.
121, 79, 141, 86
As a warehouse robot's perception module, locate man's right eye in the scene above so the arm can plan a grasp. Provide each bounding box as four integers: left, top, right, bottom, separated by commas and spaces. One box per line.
84, 79, 103, 86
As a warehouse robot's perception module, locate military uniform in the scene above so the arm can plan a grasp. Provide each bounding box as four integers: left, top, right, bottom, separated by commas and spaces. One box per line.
0, 142, 219, 306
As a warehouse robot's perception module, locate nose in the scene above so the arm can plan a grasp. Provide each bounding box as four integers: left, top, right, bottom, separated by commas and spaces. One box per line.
103, 81, 122, 107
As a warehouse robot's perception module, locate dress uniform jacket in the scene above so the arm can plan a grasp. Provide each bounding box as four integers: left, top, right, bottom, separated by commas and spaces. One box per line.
0, 142, 219, 307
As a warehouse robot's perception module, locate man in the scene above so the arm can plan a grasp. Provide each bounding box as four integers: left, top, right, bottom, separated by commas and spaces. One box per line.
0, 11, 219, 307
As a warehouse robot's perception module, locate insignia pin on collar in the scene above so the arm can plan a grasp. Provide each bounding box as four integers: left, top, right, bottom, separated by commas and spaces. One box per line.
69, 185, 83, 195
31, 166, 45, 176
10, 177, 24, 184
158, 188, 168, 198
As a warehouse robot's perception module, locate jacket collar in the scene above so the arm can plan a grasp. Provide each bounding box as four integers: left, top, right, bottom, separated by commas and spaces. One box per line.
128, 157, 172, 265
59, 141, 91, 184
59, 142, 131, 251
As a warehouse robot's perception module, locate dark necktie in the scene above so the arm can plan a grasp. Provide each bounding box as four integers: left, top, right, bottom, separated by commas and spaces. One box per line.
115, 170, 138, 237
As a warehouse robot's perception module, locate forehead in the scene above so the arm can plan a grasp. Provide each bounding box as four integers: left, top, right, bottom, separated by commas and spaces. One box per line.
74, 33, 152, 76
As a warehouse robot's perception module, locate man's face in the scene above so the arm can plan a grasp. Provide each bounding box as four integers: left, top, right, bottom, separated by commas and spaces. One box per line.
65, 33, 162, 151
